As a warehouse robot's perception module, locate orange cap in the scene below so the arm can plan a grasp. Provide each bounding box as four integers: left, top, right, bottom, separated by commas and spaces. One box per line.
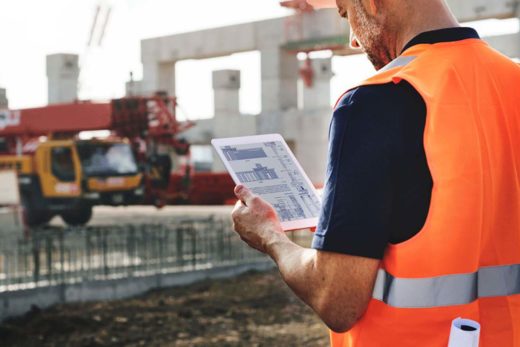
306, 0, 337, 8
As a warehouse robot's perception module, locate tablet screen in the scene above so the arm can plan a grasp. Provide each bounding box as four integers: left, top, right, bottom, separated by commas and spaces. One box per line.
213, 134, 322, 230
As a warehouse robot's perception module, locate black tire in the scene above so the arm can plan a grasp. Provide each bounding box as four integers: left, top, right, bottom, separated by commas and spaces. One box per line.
22, 196, 54, 228
60, 205, 93, 226
23, 206, 54, 227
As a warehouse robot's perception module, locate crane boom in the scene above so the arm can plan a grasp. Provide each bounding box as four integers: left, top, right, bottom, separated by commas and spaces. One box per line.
0, 103, 112, 137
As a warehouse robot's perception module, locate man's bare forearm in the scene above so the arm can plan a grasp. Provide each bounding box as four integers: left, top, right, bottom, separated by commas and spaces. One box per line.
265, 232, 353, 332
264, 231, 378, 332
265, 232, 319, 307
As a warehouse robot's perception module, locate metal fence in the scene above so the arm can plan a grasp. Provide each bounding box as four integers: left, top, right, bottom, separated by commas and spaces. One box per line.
0, 217, 312, 292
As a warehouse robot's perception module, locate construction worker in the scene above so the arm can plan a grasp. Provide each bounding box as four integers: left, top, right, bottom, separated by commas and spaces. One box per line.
231, 0, 520, 346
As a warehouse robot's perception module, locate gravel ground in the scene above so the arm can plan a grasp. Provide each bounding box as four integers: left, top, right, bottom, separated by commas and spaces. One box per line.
0, 270, 329, 347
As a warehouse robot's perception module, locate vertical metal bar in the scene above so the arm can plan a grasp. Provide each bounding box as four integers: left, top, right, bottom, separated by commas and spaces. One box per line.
141, 224, 148, 273
45, 234, 52, 284
217, 220, 224, 262
102, 228, 109, 277
226, 223, 233, 262
176, 226, 184, 267
59, 230, 65, 285
13, 238, 18, 285
85, 229, 92, 281
204, 218, 210, 265
3, 251, 9, 287
127, 225, 135, 277
160, 225, 167, 272
23, 239, 29, 285
191, 222, 197, 269
32, 235, 40, 284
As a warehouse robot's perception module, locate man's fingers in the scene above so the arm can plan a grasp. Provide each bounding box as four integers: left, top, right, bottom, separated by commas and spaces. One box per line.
234, 185, 257, 206
232, 200, 245, 217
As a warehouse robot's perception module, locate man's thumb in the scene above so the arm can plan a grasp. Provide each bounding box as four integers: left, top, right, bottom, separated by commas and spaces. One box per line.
234, 185, 254, 205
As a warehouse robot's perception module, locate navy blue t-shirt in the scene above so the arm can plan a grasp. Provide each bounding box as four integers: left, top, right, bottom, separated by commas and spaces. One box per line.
312, 27, 480, 259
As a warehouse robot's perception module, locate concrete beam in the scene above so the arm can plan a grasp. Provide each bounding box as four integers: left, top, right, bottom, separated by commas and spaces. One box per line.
142, 22, 258, 63
140, 0, 519, 65
141, 10, 347, 63
447, 0, 519, 22
139, 0, 520, 96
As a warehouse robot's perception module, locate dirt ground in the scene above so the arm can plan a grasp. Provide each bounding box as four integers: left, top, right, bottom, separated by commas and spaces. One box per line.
0, 270, 329, 347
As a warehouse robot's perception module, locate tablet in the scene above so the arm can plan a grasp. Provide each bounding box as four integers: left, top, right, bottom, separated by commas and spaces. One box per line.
212, 134, 322, 231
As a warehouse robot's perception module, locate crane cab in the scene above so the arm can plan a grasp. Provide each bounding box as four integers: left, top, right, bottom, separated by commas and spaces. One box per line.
20, 138, 142, 227
35, 140, 82, 198
0, 96, 196, 228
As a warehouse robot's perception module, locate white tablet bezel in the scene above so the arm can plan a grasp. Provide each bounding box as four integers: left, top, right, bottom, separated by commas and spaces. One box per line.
211, 133, 321, 231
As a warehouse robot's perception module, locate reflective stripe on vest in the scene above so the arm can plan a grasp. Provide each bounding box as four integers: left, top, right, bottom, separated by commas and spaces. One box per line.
372, 264, 520, 308
378, 55, 416, 73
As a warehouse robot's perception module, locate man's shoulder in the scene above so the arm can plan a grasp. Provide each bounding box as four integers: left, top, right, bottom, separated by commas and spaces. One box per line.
335, 81, 423, 112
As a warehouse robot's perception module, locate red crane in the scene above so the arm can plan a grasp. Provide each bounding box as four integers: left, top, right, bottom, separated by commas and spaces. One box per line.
0, 95, 235, 226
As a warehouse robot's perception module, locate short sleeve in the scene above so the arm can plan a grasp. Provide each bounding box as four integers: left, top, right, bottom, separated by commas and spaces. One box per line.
312, 83, 418, 259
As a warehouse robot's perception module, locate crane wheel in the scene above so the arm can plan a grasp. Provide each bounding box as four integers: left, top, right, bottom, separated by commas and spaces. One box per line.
22, 197, 54, 228
60, 205, 93, 226
23, 208, 54, 228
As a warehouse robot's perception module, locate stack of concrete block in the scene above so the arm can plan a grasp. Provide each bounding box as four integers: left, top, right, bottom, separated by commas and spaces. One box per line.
0, 88, 8, 109
212, 70, 256, 172
46, 54, 79, 105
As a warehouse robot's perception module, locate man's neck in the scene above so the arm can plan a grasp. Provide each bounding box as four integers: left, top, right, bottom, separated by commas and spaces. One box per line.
394, 2, 460, 55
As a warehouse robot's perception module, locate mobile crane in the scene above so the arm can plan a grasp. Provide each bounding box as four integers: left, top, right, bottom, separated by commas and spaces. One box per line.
0, 95, 235, 227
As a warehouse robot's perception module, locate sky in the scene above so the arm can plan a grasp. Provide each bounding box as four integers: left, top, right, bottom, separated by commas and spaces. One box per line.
0, 0, 292, 113
0, 1, 518, 118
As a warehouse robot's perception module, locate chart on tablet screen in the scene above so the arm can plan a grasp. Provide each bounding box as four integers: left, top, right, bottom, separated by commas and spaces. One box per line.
219, 141, 321, 222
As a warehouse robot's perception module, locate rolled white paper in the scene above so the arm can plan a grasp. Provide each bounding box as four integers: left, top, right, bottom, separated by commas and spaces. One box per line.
448, 317, 480, 347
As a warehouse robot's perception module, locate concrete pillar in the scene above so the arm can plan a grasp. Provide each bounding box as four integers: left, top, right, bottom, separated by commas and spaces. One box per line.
302, 58, 333, 111
280, 58, 334, 185
158, 62, 176, 96
0, 88, 8, 109
125, 72, 143, 96
212, 69, 256, 172
46, 54, 79, 104
141, 61, 176, 96
213, 70, 240, 116
259, 48, 299, 133
213, 70, 239, 172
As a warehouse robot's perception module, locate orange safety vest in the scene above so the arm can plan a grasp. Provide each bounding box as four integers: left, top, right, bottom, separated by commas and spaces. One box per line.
331, 38, 520, 346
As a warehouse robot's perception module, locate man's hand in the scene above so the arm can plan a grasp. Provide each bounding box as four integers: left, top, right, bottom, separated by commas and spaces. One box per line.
231, 185, 284, 253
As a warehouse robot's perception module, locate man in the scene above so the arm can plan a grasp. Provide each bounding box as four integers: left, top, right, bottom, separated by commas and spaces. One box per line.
232, 0, 520, 345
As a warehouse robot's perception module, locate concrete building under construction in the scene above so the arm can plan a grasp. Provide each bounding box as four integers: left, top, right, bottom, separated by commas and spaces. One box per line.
123, 1, 520, 185
42, 1, 520, 185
